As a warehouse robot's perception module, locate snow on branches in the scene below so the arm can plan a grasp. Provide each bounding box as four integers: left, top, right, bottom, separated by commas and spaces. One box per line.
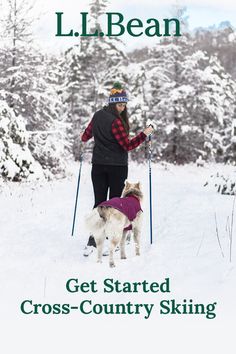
0, 100, 43, 181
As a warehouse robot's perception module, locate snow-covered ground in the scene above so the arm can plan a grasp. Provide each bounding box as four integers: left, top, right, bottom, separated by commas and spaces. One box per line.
0, 162, 235, 354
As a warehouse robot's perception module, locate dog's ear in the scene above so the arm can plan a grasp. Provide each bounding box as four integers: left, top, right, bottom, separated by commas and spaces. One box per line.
135, 182, 141, 189
125, 180, 130, 188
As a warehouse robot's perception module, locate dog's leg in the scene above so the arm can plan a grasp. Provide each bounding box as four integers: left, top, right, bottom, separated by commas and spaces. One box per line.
133, 226, 141, 256
105, 213, 126, 267
95, 233, 106, 263
109, 235, 121, 267
133, 212, 143, 256
120, 230, 128, 259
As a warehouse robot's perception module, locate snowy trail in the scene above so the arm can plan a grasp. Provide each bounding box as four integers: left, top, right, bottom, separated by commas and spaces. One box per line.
1, 162, 235, 281
1, 162, 236, 354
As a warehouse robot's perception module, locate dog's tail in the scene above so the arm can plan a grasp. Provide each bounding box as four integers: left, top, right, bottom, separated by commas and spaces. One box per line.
85, 207, 106, 234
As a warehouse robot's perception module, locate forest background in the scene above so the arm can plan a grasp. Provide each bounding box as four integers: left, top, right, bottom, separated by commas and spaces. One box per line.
1, 0, 236, 181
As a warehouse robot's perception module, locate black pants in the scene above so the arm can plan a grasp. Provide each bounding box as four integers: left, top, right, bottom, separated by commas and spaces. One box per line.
87, 164, 128, 247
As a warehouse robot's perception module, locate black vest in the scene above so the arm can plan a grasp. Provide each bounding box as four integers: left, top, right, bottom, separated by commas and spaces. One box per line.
92, 109, 128, 166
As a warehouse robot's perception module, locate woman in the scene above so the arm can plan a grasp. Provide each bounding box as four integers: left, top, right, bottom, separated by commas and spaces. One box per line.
81, 82, 154, 256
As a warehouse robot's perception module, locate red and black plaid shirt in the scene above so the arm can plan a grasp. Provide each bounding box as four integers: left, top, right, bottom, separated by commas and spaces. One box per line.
82, 117, 146, 151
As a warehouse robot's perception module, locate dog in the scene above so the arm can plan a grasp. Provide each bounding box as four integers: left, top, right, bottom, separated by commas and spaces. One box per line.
85, 181, 143, 267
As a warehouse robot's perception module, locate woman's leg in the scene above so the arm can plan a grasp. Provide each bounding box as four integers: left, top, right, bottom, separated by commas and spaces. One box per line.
108, 165, 128, 199
91, 164, 109, 207
86, 164, 109, 248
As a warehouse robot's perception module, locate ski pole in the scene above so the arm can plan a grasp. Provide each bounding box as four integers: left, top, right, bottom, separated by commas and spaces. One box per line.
71, 153, 83, 237
148, 134, 153, 245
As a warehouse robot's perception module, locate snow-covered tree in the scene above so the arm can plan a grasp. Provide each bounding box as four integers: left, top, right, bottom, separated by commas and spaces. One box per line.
224, 107, 236, 164
193, 23, 236, 80
0, 100, 43, 181
0, 45, 68, 177
62, 0, 128, 160
145, 35, 192, 163
126, 63, 151, 162
26, 54, 68, 178
79, 0, 127, 110
148, 44, 236, 163
0, 0, 37, 110
0, 1, 68, 176
61, 46, 90, 160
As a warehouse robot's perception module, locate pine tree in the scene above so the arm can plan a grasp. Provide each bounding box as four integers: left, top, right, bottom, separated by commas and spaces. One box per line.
0, 100, 43, 181
0, 0, 36, 110
0, 1, 68, 176
79, 0, 127, 110
62, 45, 89, 160
193, 23, 236, 79
63, 0, 128, 160
27, 54, 68, 178
155, 49, 236, 163
127, 63, 150, 162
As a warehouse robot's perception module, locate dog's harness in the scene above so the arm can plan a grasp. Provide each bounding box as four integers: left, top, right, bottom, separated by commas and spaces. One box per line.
99, 195, 142, 230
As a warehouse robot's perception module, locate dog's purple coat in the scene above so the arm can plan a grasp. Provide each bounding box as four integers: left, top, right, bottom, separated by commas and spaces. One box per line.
99, 195, 142, 226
